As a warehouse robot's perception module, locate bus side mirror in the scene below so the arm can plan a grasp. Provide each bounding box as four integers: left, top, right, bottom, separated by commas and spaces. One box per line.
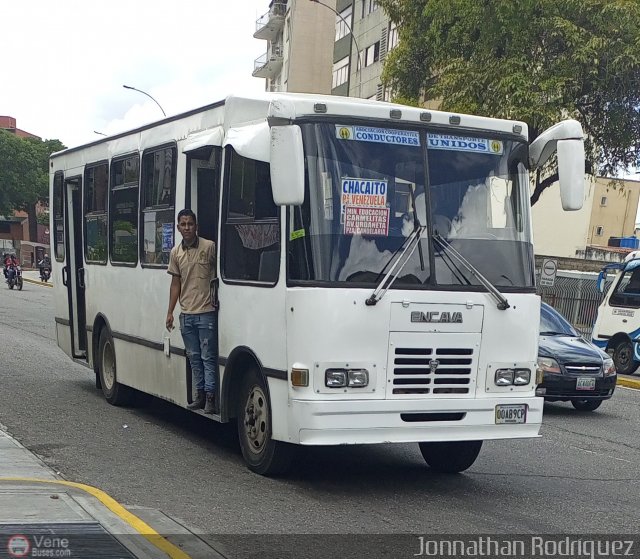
270, 125, 305, 206
530, 119, 584, 211
557, 139, 585, 211
597, 270, 606, 293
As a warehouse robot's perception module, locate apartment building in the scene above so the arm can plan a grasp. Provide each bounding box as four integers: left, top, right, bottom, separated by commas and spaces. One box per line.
252, 0, 397, 99
253, 0, 335, 94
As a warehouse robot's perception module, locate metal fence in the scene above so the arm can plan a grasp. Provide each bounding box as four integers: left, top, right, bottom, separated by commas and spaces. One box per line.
536, 270, 612, 339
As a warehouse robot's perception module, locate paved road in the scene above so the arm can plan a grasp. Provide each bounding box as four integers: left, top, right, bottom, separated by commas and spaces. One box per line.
1, 283, 640, 538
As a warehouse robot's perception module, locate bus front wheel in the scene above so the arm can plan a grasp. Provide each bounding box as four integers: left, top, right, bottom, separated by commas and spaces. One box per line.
98, 328, 134, 406
613, 341, 639, 375
418, 440, 482, 473
237, 369, 293, 476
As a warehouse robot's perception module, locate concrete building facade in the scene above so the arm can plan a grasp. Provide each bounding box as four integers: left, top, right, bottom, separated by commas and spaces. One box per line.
253, 0, 335, 94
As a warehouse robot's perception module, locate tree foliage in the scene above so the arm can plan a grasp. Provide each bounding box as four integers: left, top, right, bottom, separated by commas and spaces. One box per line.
379, 0, 640, 201
0, 131, 65, 215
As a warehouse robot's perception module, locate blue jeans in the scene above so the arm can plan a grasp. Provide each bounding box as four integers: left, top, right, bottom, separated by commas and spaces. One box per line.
179, 311, 218, 393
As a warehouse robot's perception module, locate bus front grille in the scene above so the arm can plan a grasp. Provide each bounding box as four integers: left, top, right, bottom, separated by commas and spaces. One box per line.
390, 344, 476, 397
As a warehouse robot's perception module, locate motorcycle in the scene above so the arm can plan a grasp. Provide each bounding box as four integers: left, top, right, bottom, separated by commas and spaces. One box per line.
6, 266, 23, 290
40, 266, 51, 282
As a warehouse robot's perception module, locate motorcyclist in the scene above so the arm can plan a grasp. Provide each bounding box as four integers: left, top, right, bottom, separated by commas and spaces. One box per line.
4, 253, 19, 283
38, 253, 51, 281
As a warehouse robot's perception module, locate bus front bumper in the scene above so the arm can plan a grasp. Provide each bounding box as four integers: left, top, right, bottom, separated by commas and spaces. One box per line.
287, 396, 543, 445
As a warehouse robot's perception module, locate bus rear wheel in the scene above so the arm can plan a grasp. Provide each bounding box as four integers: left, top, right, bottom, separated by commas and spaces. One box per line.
419, 440, 482, 473
613, 340, 639, 375
237, 368, 293, 476
97, 328, 134, 406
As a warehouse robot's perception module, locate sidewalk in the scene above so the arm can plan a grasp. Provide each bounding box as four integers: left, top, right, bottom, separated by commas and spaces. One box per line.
0, 426, 222, 558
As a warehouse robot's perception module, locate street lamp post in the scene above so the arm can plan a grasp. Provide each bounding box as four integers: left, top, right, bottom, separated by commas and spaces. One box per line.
122, 85, 167, 117
309, 0, 362, 98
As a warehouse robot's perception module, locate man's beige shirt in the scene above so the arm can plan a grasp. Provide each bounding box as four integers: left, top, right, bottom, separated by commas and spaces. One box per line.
167, 236, 216, 314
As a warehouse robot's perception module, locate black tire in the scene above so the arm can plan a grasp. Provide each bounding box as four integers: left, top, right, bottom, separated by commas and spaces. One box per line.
97, 328, 134, 406
419, 440, 483, 473
8, 282, 13, 290
571, 399, 603, 412
17, 277, 23, 291
237, 368, 293, 476
613, 340, 639, 375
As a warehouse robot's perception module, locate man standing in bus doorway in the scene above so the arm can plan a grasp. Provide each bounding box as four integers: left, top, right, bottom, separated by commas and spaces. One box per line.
166, 209, 219, 414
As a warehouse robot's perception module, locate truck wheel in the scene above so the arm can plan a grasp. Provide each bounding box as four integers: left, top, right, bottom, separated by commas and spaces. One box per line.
98, 328, 134, 406
419, 440, 482, 473
613, 341, 639, 375
237, 368, 293, 476
571, 399, 602, 411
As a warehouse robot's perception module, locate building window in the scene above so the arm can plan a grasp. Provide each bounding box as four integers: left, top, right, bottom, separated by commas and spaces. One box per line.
332, 56, 350, 88
362, 0, 378, 18
141, 145, 176, 266
600, 196, 607, 206
335, 5, 352, 41
222, 149, 280, 283
595, 226, 604, 236
361, 41, 380, 68
84, 162, 109, 264
388, 21, 399, 51
110, 154, 140, 265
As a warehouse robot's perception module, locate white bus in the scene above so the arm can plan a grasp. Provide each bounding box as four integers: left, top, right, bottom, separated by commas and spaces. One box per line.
50, 92, 585, 475
592, 251, 640, 375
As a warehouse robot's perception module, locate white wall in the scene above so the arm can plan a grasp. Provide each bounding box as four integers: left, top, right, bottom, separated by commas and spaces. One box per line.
531, 177, 595, 258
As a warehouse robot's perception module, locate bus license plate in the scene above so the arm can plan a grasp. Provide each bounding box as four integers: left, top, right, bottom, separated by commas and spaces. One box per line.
576, 377, 596, 390
495, 404, 527, 424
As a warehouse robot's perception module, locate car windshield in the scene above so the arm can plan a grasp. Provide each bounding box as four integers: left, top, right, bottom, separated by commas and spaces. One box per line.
540, 304, 578, 336
288, 122, 534, 289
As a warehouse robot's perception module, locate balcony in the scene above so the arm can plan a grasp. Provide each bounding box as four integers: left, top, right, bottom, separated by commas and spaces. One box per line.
253, 1, 287, 41
252, 45, 284, 79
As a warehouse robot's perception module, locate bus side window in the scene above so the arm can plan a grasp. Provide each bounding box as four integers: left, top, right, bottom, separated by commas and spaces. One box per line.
222, 149, 280, 284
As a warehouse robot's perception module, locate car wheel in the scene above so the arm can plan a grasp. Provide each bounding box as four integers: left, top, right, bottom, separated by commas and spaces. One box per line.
418, 440, 482, 473
237, 368, 293, 476
97, 328, 134, 406
571, 399, 603, 412
613, 341, 639, 375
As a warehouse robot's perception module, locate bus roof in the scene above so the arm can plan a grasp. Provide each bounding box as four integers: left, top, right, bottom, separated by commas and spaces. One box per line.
51, 91, 529, 159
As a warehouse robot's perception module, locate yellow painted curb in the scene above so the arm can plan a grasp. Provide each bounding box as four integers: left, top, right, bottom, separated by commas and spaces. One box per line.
617, 376, 640, 390
22, 278, 53, 288
0, 477, 191, 558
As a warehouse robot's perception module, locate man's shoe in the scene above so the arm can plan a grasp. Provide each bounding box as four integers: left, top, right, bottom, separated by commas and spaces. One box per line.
204, 391, 217, 414
187, 390, 205, 410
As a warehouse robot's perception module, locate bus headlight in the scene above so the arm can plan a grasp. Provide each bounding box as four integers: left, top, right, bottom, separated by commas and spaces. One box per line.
513, 369, 531, 385
494, 368, 531, 386
495, 369, 514, 386
348, 369, 369, 387
603, 358, 616, 377
325, 368, 369, 388
325, 369, 347, 387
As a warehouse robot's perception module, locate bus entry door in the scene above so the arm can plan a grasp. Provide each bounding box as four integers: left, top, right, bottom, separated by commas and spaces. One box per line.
63, 176, 87, 359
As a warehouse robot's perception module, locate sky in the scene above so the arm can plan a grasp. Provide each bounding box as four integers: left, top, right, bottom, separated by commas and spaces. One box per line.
2, 0, 272, 148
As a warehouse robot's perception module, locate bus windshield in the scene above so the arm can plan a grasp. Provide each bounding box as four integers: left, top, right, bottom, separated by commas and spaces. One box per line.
288, 122, 534, 289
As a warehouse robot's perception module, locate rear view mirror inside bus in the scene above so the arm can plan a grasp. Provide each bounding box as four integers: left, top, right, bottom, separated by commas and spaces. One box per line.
270, 125, 305, 206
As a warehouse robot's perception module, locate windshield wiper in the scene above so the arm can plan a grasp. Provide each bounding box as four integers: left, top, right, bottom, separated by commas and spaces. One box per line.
365, 224, 427, 306
433, 234, 510, 311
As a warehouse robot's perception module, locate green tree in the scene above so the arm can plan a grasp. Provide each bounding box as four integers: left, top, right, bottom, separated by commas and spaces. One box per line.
379, 0, 640, 202
0, 131, 65, 240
